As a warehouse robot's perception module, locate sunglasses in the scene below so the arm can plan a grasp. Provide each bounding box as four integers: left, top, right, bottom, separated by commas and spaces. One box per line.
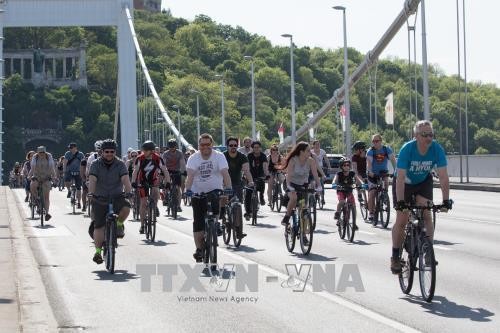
271, 149, 278, 152
420, 132, 434, 138
228, 144, 238, 148
103, 150, 115, 154
199, 143, 212, 147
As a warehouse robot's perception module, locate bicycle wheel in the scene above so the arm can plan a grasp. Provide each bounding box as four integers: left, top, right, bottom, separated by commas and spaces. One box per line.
285, 213, 297, 252
300, 211, 314, 255
398, 229, 415, 294
380, 192, 391, 228
183, 192, 188, 206
203, 222, 210, 265
39, 194, 45, 227
418, 239, 436, 302
318, 193, 324, 210
373, 194, 380, 227
359, 195, 368, 221
346, 204, 356, 242
432, 210, 436, 230
232, 204, 243, 248
270, 187, 276, 211
209, 221, 218, 270
146, 205, 154, 240
222, 210, 231, 245
151, 205, 157, 242
338, 207, 347, 239
171, 188, 178, 219
105, 222, 116, 274
30, 197, 35, 220
251, 194, 258, 226
309, 195, 317, 231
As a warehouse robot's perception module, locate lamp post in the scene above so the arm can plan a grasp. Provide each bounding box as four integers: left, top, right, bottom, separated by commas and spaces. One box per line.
171, 104, 181, 144
244, 55, 256, 141
215, 74, 225, 145
421, 0, 430, 120
333, 5, 351, 157
189, 89, 201, 140
281, 34, 296, 146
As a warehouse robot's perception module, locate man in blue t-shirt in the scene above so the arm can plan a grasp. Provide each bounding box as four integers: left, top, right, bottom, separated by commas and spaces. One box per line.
63, 142, 85, 208
366, 134, 397, 222
390, 120, 452, 274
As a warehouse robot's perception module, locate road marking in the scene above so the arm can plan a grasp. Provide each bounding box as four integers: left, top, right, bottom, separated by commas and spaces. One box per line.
155, 222, 420, 333
433, 245, 452, 251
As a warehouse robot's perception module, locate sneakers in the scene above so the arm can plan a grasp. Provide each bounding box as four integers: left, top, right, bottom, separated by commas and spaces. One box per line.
117, 224, 125, 238
45, 213, 52, 221
139, 226, 144, 234
77, 203, 82, 209
334, 212, 340, 220
353, 224, 359, 231
155, 207, 160, 217
238, 233, 247, 239
390, 257, 402, 274
260, 196, 266, 206
93, 252, 103, 264
193, 249, 203, 263
281, 215, 290, 226
244, 213, 250, 221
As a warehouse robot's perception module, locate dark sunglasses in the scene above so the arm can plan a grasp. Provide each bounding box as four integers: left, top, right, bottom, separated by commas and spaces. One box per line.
420, 132, 434, 138
228, 144, 238, 148
103, 150, 115, 154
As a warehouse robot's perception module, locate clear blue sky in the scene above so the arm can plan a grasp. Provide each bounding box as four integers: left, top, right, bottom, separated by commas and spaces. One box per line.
161, 0, 499, 87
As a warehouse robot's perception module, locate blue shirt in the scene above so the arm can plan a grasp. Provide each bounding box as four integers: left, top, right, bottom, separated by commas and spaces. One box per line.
367, 145, 393, 175
397, 140, 447, 185
64, 151, 84, 173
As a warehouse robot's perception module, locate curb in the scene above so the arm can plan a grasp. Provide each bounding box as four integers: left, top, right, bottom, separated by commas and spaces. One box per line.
6, 188, 58, 332
434, 183, 500, 193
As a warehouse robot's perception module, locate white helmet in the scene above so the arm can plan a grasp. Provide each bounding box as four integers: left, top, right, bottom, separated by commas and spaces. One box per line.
94, 140, 102, 151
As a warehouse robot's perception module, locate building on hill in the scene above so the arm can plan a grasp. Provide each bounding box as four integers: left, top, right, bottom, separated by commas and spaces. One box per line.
134, 0, 161, 12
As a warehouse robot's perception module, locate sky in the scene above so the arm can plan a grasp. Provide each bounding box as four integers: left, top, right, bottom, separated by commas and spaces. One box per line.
161, 0, 500, 87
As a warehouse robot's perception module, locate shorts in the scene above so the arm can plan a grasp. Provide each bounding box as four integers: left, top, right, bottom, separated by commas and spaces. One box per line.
169, 171, 182, 187
91, 196, 131, 229
404, 175, 433, 203
138, 183, 158, 199
368, 171, 388, 189
192, 193, 221, 233
337, 191, 355, 203
33, 179, 52, 194
64, 172, 82, 190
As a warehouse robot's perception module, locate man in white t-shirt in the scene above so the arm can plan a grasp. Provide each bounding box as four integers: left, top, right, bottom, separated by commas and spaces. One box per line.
237, 137, 252, 156
185, 133, 232, 262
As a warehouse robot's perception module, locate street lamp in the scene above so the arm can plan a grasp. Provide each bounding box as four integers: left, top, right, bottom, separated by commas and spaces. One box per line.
333, 5, 351, 157
244, 55, 257, 141
189, 89, 201, 140
171, 104, 181, 145
215, 74, 225, 145
281, 34, 296, 145
421, 0, 430, 120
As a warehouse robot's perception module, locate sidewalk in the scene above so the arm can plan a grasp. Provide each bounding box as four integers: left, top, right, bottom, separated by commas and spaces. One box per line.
444, 177, 500, 192
0, 187, 20, 332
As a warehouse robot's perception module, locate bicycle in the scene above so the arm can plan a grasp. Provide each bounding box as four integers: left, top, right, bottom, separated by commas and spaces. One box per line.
138, 184, 158, 242
247, 177, 266, 226
270, 172, 284, 212
284, 185, 315, 255
398, 198, 451, 303
30, 180, 46, 226
358, 183, 369, 222
334, 184, 364, 243
182, 191, 191, 207
308, 182, 317, 231
92, 194, 124, 274
131, 188, 140, 221
166, 176, 179, 219
222, 193, 244, 247
315, 178, 325, 210
370, 173, 391, 228
192, 190, 224, 271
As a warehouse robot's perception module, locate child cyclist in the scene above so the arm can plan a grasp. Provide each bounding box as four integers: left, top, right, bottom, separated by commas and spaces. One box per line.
333, 158, 367, 229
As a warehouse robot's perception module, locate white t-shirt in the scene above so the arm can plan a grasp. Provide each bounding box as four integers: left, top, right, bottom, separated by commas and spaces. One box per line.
86, 152, 100, 176
312, 149, 327, 169
237, 146, 252, 156
187, 150, 228, 194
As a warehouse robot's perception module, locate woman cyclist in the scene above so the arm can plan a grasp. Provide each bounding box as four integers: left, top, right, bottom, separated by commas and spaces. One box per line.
267, 144, 284, 205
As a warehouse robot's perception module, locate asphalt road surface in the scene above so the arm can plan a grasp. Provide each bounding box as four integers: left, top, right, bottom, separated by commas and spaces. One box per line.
11, 187, 499, 332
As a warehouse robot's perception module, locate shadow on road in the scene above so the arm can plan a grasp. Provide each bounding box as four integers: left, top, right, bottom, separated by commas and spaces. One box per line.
230, 245, 265, 253
140, 240, 176, 247
92, 270, 139, 282
314, 229, 334, 234
249, 223, 277, 229
65, 212, 84, 216
401, 295, 494, 322
291, 252, 337, 262
434, 239, 461, 246
346, 240, 378, 246
33, 224, 55, 229
0, 298, 13, 304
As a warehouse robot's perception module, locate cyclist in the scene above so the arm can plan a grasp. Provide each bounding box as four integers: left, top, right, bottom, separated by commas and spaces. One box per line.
333, 158, 364, 230
224, 136, 254, 236
237, 137, 252, 156
351, 141, 368, 203
245, 141, 269, 214
162, 139, 186, 212
185, 133, 232, 262
63, 142, 85, 208
267, 144, 284, 205
125, 150, 138, 181
12, 162, 22, 187
88, 139, 133, 264
86, 140, 102, 176
56, 156, 64, 187
280, 142, 322, 227
131, 140, 171, 234
28, 146, 57, 221
366, 134, 397, 222
311, 140, 328, 205
80, 154, 89, 212
391, 120, 452, 274
22, 151, 35, 202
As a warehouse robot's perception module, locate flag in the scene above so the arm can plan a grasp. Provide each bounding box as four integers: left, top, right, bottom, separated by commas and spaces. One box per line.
278, 122, 284, 144
339, 105, 346, 132
256, 130, 261, 141
385, 92, 394, 125
307, 112, 314, 140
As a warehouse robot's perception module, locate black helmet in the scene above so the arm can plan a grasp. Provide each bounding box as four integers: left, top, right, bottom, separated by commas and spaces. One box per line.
100, 139, 117, 151
352, 141, 366, 151
142, 140, 156, 151
339, 157, 351, 167
167, 139, 178, 148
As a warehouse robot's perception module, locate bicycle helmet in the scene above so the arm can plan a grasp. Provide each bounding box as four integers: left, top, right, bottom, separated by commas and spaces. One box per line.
94, 140, 102, 151
142, 140, 156, 151
100, 139, 117, 151
167, 138, 178, 148
352, 141, 367, 151
339, 157, 351, 167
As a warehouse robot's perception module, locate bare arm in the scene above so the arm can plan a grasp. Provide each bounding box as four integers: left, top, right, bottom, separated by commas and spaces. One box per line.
285, 159, 296, 188
366, 154, 373, 176
309, 158, 321, 186
185, 168, 195, 191
88, 175, 97, 194
396, 168, 406, 202
390, 154, 397, 171
159, 164, 171, 184
242, 162, 254, 184
131, 161, 138, 183
121, 174, 132, 194
436, 166, 449, 201
221, 168, 232, 189
263, 161, 269, 177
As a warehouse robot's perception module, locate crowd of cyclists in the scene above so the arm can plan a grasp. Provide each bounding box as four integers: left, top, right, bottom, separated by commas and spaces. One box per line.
12, 119, 452, 274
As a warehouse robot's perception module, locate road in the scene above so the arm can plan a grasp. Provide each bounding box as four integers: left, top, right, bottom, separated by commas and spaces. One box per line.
10, 187, 499, 332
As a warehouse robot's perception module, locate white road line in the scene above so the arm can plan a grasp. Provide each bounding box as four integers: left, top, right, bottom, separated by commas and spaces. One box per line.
433, 245, 453, 251
155, 222, 421, 333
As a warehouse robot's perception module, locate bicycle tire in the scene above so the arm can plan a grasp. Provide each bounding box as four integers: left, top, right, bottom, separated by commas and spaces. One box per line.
309, 195, 317, 231
171, 189, 178, 219
346, 204, 356, 242
285, 214, 297, 252
381, 192, 391, 228
40, 195, 45, 227
419, 239, 436, 303
222, 211, 231, 245
209, 220, 218, 270
398, 229, 415, 294
251, 193, 258, 226
373, 194, 380, 227
105, 221, 116, 274
300, 211, 313, 255
270, 187, 276, 211
232, 204, 243, 248
338, 207, 347, 239
151, 204, 157, 242
203, 221, 210, 265
359, 195, 368, 221
30, 198, 35, 220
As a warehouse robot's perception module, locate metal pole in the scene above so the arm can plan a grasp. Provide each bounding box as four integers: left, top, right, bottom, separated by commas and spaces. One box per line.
251, 60, 256, 141
456, 0, 463, 183
463, 0, 469, 182
221, 79, 225, 145
413, 26, 418, 120
288, 38, 297, 146
196, 94, 200, 140
0, 20, 3, 183
374, 63, 378, 130
421, 0, 430, 120
369, 70, 372, 128
341, 9, 351, 157
177, 107, 181, 145
407, 25, 413, 139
